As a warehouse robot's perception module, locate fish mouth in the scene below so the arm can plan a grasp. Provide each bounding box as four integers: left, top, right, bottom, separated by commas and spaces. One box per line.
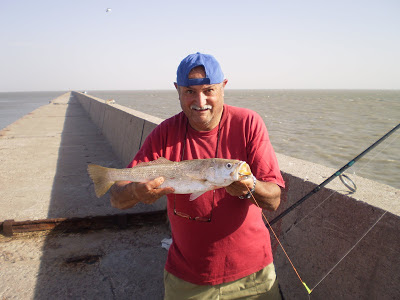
238, 161, 252, 177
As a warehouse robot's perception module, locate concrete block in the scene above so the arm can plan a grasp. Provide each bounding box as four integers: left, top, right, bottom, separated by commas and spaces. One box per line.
120, 114, 146, 167
89, 99, 106, 130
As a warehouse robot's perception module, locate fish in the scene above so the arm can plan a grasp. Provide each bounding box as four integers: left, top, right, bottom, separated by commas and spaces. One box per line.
87, 157, 252, 200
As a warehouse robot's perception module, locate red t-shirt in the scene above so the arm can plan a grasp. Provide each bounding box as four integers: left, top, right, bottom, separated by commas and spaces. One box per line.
129, 104, 285, 285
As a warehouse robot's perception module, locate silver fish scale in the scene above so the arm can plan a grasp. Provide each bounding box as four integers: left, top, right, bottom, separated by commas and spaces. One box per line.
108, 158, 242, 183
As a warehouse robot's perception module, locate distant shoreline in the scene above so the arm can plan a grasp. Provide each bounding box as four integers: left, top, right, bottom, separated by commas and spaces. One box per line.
1, 88, 400, 94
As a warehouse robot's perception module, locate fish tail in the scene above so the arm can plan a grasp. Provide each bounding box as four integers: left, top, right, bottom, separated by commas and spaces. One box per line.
87, 164, 115, 198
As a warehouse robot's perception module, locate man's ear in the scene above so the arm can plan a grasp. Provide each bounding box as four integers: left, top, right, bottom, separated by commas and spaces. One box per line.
174, 82, 178, 90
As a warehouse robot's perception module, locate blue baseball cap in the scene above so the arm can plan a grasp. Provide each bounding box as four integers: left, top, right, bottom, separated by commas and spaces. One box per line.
176, 52, 224, 87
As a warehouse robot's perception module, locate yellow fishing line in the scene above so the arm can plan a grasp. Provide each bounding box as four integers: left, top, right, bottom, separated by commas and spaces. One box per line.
246, 186, 312, 295
302, 282, 312, 294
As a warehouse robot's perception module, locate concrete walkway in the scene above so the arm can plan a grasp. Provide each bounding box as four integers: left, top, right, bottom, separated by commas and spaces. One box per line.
0, 92, 169, 299
0, 92, 160, 221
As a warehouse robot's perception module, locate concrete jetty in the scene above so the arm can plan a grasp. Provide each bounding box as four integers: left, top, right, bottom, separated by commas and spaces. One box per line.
0, 92, 168, 299
0, 91, 399, 299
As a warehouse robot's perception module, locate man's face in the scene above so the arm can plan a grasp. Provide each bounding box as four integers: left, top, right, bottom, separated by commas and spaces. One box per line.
175, 67, 227, 131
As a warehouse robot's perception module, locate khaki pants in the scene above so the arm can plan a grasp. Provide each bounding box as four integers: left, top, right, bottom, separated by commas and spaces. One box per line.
164, 263, 282, 300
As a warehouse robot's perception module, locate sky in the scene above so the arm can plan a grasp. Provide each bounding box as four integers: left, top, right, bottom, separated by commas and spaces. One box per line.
1, 0, 399, 92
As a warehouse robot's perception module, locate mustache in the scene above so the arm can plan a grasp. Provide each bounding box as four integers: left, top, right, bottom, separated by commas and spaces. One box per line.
190, 104, 212, 111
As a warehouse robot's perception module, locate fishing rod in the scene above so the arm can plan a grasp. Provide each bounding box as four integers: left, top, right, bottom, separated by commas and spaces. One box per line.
270, 123, 400, 226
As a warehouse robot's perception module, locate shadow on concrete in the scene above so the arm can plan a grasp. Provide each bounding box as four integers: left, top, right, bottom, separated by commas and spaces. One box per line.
47, 94, 121, 219
33, 94, 168, 299
269, 173, 400, 299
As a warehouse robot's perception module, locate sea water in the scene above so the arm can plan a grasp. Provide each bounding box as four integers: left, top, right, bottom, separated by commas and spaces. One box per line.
0, 91, 62, 130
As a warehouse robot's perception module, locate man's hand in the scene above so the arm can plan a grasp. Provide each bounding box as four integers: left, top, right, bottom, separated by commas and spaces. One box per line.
110, 177, 175, 210
225, 177, 254, 198
225, 178, 281, 211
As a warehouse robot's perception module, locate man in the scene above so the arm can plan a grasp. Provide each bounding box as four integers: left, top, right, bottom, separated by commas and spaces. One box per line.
110, 52, 285, 299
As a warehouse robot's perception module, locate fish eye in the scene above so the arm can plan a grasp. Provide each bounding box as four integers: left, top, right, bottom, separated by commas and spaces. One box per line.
226, 163, 233, 169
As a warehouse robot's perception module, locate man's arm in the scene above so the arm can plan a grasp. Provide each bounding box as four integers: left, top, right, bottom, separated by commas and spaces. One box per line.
249, 180, 281, 210
225, 178, 281, 211
110, 177, 175, 210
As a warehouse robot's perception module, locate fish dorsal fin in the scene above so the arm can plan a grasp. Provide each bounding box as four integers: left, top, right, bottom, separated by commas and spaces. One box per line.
135, 157, 174, 167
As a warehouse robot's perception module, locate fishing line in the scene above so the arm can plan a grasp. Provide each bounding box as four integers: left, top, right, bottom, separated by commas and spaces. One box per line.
336, 130, 399, 193
281, 126, 399, 234
246, 186, 312, 295
284, 190, 336, 235
245, 124, 398, 295
270, 123, 399, 226
310, 211, 387, 292
347, 130, 399, 176
247, 184, 387, 295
